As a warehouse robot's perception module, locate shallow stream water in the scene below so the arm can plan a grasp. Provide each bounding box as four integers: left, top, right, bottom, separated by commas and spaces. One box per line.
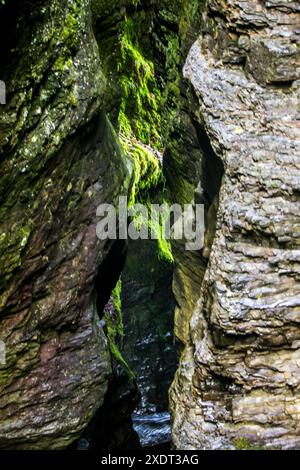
132, 411, 171, 448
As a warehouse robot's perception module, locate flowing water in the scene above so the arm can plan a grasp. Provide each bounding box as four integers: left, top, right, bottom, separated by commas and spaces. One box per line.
132, 411, 171, 448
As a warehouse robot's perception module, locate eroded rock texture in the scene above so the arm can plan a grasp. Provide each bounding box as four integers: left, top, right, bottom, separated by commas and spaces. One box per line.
170, 0, 300, 450
0, 0, 131, 448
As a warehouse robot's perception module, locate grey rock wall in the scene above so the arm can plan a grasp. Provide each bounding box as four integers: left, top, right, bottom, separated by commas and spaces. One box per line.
170, 0, 300, 450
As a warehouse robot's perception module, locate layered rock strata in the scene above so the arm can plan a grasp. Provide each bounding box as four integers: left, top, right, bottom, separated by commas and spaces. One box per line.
170, 0, 300, 450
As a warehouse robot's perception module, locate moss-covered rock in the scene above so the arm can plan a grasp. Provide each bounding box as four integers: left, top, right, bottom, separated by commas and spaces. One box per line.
90, 0, 202, 417
0, 0, 132, 449
0, 0, 217, 451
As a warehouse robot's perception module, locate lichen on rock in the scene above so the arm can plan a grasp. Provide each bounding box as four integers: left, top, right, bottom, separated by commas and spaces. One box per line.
0, 0, 132, 449
1, 0, 298, 452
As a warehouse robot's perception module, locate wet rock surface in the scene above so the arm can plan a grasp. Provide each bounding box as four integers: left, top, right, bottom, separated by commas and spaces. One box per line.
73, 370, 141, 451
132, 411, 171, 448
170, 0, 300, 450
0, 0, 132, 449
1, 0, 299, 452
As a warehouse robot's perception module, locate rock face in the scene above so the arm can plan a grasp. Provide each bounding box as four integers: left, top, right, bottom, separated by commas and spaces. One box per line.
164, 86, 224, 347
170, 0, 300, 450
0, 0, 131, 449
1, 0, 299, 452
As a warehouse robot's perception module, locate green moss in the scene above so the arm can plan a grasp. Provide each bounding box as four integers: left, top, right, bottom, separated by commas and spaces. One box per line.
170, 171, 196, 206
123, 140, 163, 203
0, 223, 32, 295
53, 56, 73, 73
117, 17, 162, 147
69, 90, 78, 107
104, 280, 135, 379
93, 3, 206, 366
52, 0, 83, 74
102, 13, 165, 209
130, 200, 174, 264
233, 437, 264, 450
61, 13, 78, 49
61, 0, 82, 49
106, 336, 134, 378
148, 203, 174, 264
111, 279, 123, 339
162, 36, 181, 100
179, 0, 200, 42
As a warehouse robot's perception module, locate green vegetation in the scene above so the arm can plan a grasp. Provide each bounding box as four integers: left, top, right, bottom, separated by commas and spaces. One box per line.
130, 200, 174, 263
124, 141, 163, 204
117, 17, 162, 147
104, 280, 135, 379
111, 279, 123, 340
233, 437, 264, 450
179, 0, 200, 42
95, 0, 204, 373
112, 15, 174, 263
0, 222, 33, 302
150, 205, 174, 264
53, 0, 82, 70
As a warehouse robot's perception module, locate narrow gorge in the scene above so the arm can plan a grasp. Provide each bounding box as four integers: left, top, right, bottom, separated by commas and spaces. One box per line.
0, 0, 299, 452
